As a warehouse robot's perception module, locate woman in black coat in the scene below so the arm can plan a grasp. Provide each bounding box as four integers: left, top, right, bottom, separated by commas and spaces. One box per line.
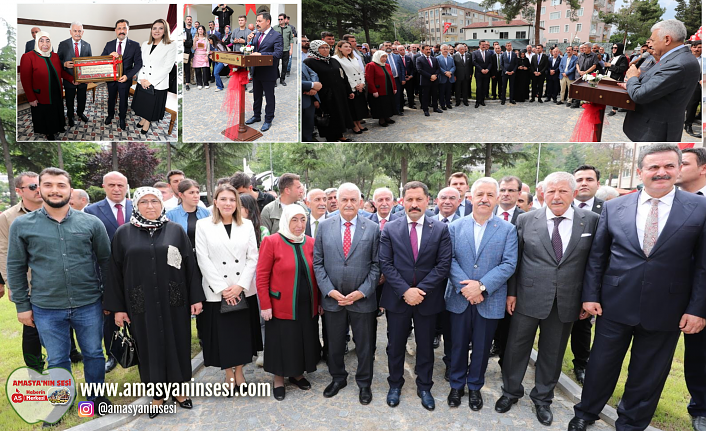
303, 40, 355, 142
514, 50, 531, 102
606, 43, 629, 116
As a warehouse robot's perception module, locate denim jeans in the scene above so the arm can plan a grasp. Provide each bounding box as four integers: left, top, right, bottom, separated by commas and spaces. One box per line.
214, 62, 225, 89
33, 299, 105, 400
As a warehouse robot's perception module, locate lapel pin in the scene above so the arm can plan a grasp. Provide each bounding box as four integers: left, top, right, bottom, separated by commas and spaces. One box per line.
581, 223, 584, 226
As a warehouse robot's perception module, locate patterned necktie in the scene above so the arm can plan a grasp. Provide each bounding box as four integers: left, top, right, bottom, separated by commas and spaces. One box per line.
410, 222, 419, 261
257, 32, 265, 48
502, 212, 509, 221
343, 222, 352, 258
74, 42, 79, 57
115, 203, 124, 226
579, 202, 587, 208
642, 199, 659, 256
313, 220, 319, 237
379, 218, 386, 231
442, 217, 449, 223
551, 216, 565, 263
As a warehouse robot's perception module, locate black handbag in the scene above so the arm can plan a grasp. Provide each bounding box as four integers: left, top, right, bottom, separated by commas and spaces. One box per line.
314, 113, 330, 128
110, 324, 139, 368
220, 292, 248, 313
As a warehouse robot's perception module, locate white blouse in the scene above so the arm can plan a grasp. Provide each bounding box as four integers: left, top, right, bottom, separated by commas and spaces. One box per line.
336, 55, 365, 90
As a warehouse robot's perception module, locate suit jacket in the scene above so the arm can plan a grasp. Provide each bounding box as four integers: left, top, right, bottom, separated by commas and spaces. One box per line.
582, 190, 706, 330
437, 54, 456, 84
494, 206, 525, 225
623, 45, 700, 142
415, 54, 440, 87
379, 217, 452, 315
84, 198, 133, 241
509, 207, 600, 323
434, 199, 472, 217
313, 214, 380, 313
101, 38, 143, 86
500, 50, 518, 74
490, 52, 503, 78
531, 52, 549, 75
591, 198, 604, 215
546, 55, 562, 80
445, 215, 518, 319
472, 49, 493, 77
402, 54, 415, 78
195, 218, 259, 301
302, 62, 320, 109
453, 52, 473, 81
559, 54, 578, 80
386, 53, 404, 82
57, 38, 92, 88
137, 40, 177, 90
251, 28, 284, 82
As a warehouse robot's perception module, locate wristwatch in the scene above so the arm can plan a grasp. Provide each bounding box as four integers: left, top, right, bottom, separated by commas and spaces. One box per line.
479, 282, 486, 292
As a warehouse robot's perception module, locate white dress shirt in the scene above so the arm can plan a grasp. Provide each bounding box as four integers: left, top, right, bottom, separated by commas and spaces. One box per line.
109, 198, 127, 222
574, 197, 594, 210
438, 213, 455, 223
636, 188, 675, 249
340, 215, 357, 242
115, 38, 128, 54
310, 214, 325, 237
696, 184, 706, 196
406, 214, 424, 252
163, 196, 179, 211
471, 213, 490, 253
496, 205, 516, 221
546, 206, 574, 254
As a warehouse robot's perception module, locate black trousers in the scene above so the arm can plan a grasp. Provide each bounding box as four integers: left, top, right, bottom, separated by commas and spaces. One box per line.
475, 75, 490, 104
574, 317, 681, 430
493, 311, 512, 367
63, 82, 87, 116
23, 324, 45, 371
420, 83, 439, 112
685, 330, 706, 418
394, 76, 404, 113
184, 53, 192, 84
279, 51, 290, 82
570, 316, 592, 369
490, 75, 500, 98
545, 77, 560, 100
500, 74, 515, 101
403, 80, 415, 107
302, 104, 315, 142
531, 74, 545, 99
440, 309, 453, 368
325, 308, 376, 387
455, 78, 470, 104
685, 84, 702, 126
252, 79, 276, 123
386, 308, 436, 391
106, 82, 130, 119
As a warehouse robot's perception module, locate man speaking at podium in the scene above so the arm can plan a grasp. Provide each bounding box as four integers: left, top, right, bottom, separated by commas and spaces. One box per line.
245, 12, 283, 133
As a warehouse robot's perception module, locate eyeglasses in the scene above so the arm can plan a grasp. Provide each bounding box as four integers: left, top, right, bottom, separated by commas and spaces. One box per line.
19, 184, 38, 191
138, 199, 162, 207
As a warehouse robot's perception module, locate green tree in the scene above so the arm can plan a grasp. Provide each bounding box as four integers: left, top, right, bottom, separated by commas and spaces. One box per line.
0, 19, 16, 204
563, 145, 585, 173
600, 0, 664, 47
482, 0, 580, 44
674, 0, 702, 38
350, 0, 399, 46
172, 143, 252, 190
303, 0, 354, 41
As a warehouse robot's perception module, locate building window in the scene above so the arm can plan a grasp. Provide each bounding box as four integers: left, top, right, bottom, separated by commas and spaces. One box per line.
563, 38, 568, 43
565, 24, 569, 32
473, 32, 477, 39
540, 20, 545, 28
551, 0, 562, 5
516, 31, 527, 38
576, 23, 582, 31
541, 6, 546, 14
577, 8, 584, 16
550, 12, 560, 19
500, 31, 509, 39
550, 26, 560, 33
566, 10, 571, 18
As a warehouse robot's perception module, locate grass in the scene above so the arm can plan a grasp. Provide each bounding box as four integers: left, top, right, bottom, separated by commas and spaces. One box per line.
0, 297, 200, 430
559, 322, 691, 431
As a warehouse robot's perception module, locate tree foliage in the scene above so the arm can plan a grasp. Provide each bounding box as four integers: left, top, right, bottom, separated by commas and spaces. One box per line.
674, 0, 702, 38
600, 0, 665, 48
482, 0, 580, 44
303, 0, 400, 47
84, 143, 160, 188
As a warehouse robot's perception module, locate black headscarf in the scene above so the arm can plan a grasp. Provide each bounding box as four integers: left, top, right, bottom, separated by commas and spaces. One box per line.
613, 43, 624, 56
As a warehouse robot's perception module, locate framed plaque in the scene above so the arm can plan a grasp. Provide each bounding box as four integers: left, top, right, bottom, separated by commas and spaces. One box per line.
73, 55, 123, 83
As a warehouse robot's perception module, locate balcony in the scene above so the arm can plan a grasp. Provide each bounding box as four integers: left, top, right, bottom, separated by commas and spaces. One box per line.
594, 0, 605, 9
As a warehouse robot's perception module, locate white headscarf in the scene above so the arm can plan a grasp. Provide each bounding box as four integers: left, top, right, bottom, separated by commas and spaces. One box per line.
372, 50, 388, 66
34, 31, 52, 58
130, 187, 168, 229
278, 204, 307, 243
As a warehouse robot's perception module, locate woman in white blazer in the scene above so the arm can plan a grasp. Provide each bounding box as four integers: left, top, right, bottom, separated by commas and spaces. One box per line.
195, 184, 259, 391
132, 19, 177, 134
334, 40, 368, 134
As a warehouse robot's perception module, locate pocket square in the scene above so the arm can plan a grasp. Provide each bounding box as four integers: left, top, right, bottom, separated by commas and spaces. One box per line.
581, 233, 592, 237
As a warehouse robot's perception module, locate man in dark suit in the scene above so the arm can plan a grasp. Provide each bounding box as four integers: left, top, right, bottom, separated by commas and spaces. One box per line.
314, 183, 381, 405
490, 45, 503, 100
472, 40, 493, 108
569, 144, 706, 431
544, 47, 562, 103
500, 42, 518, 105
411, 45, 423, 107
453, 43, 473, 106
684, 41, 702, 138
497, 172, 599, 427
84, 171, 132, 374
569, 165, 605, 385
24, 27, 42, 53
58, 22, 92, 127
101, 19, 143, 130
415, 44, 442, 117
387, 47, 405, 115
305, 188, 327, 238
530, 44, 548, 102
623, 19, 701, 142
379, 181, 452, 411
398, 45, 416, 111
245, 12, 283, 132
435, 172, 473, 217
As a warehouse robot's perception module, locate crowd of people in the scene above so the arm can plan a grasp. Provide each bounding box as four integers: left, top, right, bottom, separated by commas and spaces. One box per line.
301, 19, 702, 142
19, 19, 176, 139
2, 143, 706, 431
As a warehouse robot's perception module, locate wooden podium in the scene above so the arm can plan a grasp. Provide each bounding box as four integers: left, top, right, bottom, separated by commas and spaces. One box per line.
569, 79, 635, 141
214, 52, 273, 141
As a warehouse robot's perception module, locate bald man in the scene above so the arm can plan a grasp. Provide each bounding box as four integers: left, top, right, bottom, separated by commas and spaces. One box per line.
69, 189, 90, 211
25, 27, 46, 53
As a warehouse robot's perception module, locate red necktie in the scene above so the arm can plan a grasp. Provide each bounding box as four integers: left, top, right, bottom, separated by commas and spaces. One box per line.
502, 212, 509, 221
402, 57, 406, 66
427, 56, 432, 67
115, 203, 124, 226
343, 222, 352, 257
257, 32, 265, 47
74, 42, 79, 57
118, 41, 122, 55
410, 222, 419, 261
379, 218, 386, 231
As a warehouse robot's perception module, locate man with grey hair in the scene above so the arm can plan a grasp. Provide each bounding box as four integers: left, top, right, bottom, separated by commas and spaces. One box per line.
69, 189, 90, 211
497, 172, 599, 427
325, 187, 338, 215
623, 19, 700, 142
594, 185, 619, 201
569, 143, 706, 431
58, 21, 92, 127
571, 43, 598, 108
369, 187, 395, 227
532, 181, 545, 209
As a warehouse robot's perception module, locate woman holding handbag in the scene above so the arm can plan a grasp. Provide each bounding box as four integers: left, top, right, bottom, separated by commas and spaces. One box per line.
195, 184, 259, 392
132, 19, 177, 134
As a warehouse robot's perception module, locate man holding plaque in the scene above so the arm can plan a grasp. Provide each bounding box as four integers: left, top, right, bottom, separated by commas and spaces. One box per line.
245, 12, 283, 133
101, 19, 142, 130
58, 22, 92, 127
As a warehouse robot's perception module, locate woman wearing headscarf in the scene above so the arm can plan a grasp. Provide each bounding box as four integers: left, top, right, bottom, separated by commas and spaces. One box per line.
195, 184, 258, 392
514, 50, 531, 103
256, 205, 322, 401
365, 50, 397, 128
303, 40, 355, 142
104, 187, 205, 418
20, 31, 75, 141
605, 43, 629, 117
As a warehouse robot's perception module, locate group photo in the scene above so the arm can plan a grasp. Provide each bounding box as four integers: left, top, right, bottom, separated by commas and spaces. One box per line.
0, 142, 704, 431
181, 3, 299, 142
300, 0, 702, 143
16, 4, 180, 142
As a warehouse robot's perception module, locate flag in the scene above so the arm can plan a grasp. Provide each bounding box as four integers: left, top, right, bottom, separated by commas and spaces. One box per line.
443, 22, 452, 34
245, 4, 257, 15
690, 26, 702, 41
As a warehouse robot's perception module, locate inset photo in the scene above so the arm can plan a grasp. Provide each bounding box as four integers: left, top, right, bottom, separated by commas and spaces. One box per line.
182, 3, 299, 142
17, 4, 179, 142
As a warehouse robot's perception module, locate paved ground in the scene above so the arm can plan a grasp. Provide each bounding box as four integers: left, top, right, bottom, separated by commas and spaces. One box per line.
115, 317, 613, 431
182, 54, 298, 142
341, 95, 702, 144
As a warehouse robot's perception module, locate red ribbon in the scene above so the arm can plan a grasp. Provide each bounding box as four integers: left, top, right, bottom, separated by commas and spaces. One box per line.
221, 66, 250, 139
570, 102, 607, 142
75, 57, 123, 81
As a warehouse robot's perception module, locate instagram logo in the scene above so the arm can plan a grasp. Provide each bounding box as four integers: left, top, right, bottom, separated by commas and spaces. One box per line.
77, 401, 94, 418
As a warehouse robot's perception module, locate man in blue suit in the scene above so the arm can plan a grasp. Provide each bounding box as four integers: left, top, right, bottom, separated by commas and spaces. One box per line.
558, 46, 578, 105
101, 19, 143, 130
84, 171, 132, 373
500, 42, 518, 105
445, 177, 517, 411
379, 181, 452, 411
437, 45, 456, 111
415, 44, 442, 116
569, 144, 706, 431
386, 47, 405, 115
302, 61, 321, 142
245, 12, 283, 132
472, 40, 493, 108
